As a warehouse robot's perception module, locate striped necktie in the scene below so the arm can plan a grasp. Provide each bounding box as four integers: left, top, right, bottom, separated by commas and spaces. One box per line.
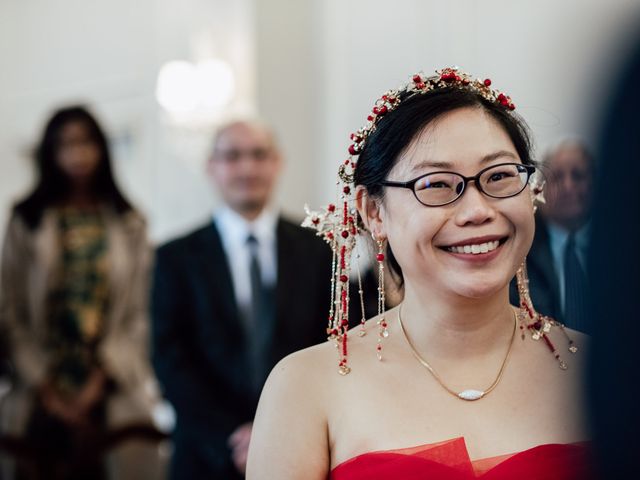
563, 233, 588, 332
245, 234, 272, 393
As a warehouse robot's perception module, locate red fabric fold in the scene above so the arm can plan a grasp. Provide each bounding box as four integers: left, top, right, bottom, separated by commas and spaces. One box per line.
330, 437, 593, 480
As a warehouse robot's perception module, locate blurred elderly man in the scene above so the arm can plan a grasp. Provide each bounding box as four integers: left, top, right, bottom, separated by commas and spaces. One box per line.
151, 120, 331, 479
542, 139, 594, 232
511, 138, 594, 332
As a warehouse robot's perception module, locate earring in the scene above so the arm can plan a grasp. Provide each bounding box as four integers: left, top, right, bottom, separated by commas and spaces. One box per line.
375, 236, 388, 360
516, 258, 577, 369
516, 260, 535, 340
356, 251, 367, 337
531, 175, 546, 214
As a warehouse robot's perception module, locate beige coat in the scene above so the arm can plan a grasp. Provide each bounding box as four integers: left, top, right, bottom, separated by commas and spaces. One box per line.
0, 207, 159, 434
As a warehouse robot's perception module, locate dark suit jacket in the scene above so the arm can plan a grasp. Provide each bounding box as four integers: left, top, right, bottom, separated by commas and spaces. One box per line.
510, 216, 562, 321
588, 30, 640, 478
151, 217, 331, 479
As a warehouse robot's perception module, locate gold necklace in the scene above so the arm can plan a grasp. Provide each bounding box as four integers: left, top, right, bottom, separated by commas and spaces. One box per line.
397, 305, 517, 401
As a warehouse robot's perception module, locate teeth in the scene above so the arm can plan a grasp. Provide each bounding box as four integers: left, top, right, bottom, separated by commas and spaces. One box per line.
447, 240, 500, 255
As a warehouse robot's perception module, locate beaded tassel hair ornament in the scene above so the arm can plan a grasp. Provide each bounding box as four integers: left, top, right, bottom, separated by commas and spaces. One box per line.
517, 181, 579, 370
303, 67, 577, 375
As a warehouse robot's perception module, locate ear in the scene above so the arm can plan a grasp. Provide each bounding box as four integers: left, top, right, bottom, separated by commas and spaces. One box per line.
205, 154, 215, 176
206, 154, 222, 187
355, 185, 386, 239
529, 175, 546, 214
273, 147, 284, 172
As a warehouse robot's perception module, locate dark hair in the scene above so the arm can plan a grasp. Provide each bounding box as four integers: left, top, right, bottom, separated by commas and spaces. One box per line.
354, 88, 533, 285
14, 105, 133, 229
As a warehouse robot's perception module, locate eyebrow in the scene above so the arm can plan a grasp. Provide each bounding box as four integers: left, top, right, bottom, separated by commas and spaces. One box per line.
410, 150, 518, 173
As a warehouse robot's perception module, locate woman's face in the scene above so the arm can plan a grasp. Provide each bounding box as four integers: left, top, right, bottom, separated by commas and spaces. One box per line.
365, 107, 535, 300
56, 121, 102, 184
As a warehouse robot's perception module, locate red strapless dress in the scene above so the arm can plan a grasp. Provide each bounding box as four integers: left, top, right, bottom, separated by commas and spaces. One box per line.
330, 437, 593, 479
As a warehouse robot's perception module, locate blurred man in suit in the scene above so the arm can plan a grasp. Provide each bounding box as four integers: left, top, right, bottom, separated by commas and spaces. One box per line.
151, 120, 331, 479
510, 139, 594, 332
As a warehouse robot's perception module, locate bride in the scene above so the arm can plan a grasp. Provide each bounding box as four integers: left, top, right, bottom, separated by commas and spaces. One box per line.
246, 68, 591, 479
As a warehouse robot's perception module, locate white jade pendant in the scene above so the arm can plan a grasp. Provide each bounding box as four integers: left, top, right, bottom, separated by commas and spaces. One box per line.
457, 389, 485, 401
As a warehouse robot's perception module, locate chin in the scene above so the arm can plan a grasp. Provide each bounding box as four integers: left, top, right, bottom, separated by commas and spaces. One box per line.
235, 197, 269, 213
69, 171, 94, 181
456, 287, 502, 300
446, 275, 508, 300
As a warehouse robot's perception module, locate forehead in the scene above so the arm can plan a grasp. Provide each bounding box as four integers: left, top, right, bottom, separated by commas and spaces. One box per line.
546, 145, 590, 170
215, 123, 273, 150
393, 107, 518, 174
60, 120, 91, 138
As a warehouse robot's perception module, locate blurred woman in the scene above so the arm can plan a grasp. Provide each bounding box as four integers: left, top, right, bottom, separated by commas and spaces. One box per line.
0, 106, 157, 479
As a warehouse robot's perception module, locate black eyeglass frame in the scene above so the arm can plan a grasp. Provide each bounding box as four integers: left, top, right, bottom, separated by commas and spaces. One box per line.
379, 162, 537, 207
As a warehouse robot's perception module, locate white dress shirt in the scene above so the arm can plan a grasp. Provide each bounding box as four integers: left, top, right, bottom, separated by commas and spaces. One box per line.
214, 206, 278, 316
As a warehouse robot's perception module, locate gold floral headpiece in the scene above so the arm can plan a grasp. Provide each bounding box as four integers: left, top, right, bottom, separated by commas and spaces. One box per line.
347, 67, 515, 158
302, 67, 526, 375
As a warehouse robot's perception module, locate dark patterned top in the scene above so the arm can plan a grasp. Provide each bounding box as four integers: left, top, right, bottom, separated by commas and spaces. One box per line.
47, 207, 109, 396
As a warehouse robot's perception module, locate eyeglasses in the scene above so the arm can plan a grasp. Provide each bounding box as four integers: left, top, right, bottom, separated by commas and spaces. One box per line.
214, 147, 271, 163
380, 162, 537, 207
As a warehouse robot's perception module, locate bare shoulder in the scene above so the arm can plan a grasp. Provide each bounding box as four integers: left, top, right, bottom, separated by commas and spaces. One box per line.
517, 322, 590, 386
254, 342, 336, 433
557, 326, 589, 360
247, 341, 337, 480
263, 319, 389, 400
564, 328, 590, 349
267, 340, 339, 392
539, 325, 590, 380
563, 327, 589, 370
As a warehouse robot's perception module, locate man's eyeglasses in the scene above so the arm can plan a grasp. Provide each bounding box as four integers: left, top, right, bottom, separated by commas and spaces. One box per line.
214, 147, 271, 163
380, 163, 537, 207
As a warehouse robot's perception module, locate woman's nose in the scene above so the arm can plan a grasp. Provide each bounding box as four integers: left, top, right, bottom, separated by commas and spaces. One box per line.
453, 182, 496, 226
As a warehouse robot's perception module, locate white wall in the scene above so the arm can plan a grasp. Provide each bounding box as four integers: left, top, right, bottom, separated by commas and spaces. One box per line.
1, 0, 639, 245
0, 0, 255, 243
306, 0, 640, 206
254, 0, 324, 221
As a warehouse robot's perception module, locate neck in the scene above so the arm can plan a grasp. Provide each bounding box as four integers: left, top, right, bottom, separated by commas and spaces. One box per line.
236, 206, 270, 222
399, 282, 515, 360
547, 215, 590, 234
64, 186, 98, 209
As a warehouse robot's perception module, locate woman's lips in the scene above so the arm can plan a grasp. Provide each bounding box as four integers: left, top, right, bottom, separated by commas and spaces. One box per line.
439, 236, 509, 261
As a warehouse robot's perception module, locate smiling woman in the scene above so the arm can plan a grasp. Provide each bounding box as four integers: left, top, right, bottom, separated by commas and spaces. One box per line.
369, 107, 536, 301
246, 68, 593, 480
